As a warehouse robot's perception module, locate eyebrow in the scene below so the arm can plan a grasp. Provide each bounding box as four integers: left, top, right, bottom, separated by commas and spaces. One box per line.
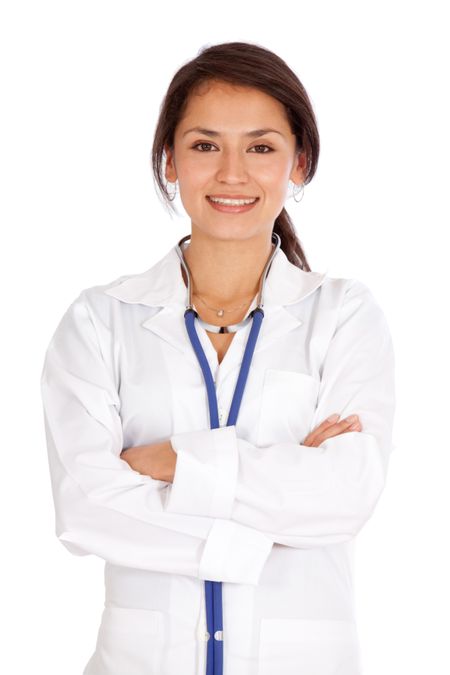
182, 126, 284, 138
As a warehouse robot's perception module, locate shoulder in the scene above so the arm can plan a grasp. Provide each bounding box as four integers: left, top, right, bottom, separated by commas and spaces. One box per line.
48, 273, 136, 345
79, 273, 135, 309
320, 274, 383, 309
318, 275, 391, 341
76, 268, 140, 313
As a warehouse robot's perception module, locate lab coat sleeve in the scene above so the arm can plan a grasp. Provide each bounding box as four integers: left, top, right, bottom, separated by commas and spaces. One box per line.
165, 279, 396, 548
40, 290, 273, 584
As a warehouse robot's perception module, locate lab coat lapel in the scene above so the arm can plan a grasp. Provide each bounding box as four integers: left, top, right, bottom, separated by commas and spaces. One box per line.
253, 251, 328, 353
104, 247, 191, 356
141, 304, 192, 355
103, 241, 328, 360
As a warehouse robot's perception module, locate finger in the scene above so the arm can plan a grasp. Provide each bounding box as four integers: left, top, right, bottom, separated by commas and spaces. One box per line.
340, 421, 362, 432
304, 415, 360, 446
310, 421, 362, 446
303, 415, 339, 445
306, 414, 356, 445
304, 414, 342, 445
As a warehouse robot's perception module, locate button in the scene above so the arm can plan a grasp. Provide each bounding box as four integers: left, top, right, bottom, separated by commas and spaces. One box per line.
214, 630, 223, 641
197, 629, 210, 642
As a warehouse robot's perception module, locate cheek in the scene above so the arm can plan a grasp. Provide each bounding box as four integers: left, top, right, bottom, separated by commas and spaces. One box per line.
175, 172, 204, 208
177, 160, 213, 193
257, 160, 292, 191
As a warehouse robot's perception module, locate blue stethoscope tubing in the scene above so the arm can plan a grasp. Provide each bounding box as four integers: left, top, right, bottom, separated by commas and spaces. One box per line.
176, 232, 281, 675
184, 307, 264, 675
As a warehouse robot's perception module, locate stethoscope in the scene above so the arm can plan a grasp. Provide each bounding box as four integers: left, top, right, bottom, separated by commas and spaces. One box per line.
175, 231, 281, 675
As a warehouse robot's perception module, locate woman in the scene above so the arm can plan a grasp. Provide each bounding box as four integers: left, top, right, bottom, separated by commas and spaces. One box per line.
40, 41, 395, 675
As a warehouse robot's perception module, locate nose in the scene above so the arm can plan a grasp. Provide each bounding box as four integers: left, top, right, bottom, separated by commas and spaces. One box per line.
215, 148, 249, 184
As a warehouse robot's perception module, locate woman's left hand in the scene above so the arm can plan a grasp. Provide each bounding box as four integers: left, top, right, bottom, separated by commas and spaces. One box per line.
120, 440, 177, 483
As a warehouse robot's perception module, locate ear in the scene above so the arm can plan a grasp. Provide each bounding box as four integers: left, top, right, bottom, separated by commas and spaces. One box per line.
164, 143, 177, 182
290, 150, 307, 185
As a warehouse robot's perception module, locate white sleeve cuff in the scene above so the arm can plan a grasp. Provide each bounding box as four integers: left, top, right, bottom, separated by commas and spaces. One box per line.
165, 425, 238, 518
198, 518, 274, 586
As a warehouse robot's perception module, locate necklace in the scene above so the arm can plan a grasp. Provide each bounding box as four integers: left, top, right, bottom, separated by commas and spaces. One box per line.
192, 291, 255, 317
176, 234, 281, 334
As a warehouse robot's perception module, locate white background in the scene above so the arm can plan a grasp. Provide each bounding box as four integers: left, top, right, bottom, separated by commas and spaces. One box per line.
1, 1, 449, 673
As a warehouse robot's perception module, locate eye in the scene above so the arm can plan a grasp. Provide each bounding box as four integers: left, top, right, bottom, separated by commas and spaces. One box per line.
192, 142, 217, 152
250, 144, 274, 153
191, 142, 274, 153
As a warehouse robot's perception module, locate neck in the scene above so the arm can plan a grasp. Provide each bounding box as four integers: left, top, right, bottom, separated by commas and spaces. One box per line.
182, 229, 274, 309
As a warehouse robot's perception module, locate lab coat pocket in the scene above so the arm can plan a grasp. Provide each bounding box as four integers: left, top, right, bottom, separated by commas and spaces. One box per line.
257, 618, 362, 675
257, 369, 320, 445
84, 605, 164, 675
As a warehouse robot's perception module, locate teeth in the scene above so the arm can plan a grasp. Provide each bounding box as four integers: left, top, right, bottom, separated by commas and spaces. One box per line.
209, 196, 257, 206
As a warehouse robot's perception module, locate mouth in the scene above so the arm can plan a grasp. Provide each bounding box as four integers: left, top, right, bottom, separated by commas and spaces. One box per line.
206, 195, 259, 213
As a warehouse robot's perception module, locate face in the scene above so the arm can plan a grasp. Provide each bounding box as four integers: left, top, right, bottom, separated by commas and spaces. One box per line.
164, 80, 307, 244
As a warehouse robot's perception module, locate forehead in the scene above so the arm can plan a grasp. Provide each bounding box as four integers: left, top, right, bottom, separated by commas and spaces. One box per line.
177, 80, 291, 132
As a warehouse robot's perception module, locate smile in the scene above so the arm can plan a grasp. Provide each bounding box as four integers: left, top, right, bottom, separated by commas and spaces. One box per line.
206, 196, 259, 213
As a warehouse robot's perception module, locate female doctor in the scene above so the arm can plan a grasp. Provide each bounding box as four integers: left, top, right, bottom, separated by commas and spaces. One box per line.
40, 41, 395, 675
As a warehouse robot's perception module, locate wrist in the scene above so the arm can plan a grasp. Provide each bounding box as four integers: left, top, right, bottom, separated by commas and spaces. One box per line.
120, 441, 176, 483
159, 441, 177, 483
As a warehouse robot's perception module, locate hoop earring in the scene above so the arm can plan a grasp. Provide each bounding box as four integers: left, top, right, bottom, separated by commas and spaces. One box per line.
293, 182, 304, 203
166, 180, 178, 201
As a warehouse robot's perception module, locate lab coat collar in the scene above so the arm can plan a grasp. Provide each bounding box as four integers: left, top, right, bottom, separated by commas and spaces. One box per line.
104, 241, 327, 310
103, 241, 328, 361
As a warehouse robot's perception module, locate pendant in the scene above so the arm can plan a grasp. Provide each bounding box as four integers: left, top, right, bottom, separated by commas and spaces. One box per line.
217, 309, 224, 317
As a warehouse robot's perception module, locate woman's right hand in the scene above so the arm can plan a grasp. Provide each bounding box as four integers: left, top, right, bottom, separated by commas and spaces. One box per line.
303, 414, 362, 447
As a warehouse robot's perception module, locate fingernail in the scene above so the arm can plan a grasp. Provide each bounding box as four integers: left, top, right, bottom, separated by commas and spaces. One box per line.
349, 422, 360, 430
326, 414, 340, 422
345, 414, 358, 423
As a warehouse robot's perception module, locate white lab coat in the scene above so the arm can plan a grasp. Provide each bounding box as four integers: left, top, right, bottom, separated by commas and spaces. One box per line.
40, 239, 396, 675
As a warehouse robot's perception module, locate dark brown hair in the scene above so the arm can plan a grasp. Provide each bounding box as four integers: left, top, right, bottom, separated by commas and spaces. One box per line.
151, 41, 320, 271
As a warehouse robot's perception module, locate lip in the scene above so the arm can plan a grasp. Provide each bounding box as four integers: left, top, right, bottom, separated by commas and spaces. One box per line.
207, 194, 259, 200
206, 195, 259, 214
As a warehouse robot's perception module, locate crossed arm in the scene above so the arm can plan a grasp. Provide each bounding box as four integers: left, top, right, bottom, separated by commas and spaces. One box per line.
41, 279, 394, 583
120, 413, 364, 483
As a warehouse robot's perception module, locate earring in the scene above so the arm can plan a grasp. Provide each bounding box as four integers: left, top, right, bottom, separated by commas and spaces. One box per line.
293, 182, 304, 203
166, 180, 178, 201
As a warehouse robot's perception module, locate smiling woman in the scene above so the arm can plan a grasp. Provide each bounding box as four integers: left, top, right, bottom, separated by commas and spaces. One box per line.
151, 57, 320, 342
152, 42, 319, 275
41, 40, 395, 675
